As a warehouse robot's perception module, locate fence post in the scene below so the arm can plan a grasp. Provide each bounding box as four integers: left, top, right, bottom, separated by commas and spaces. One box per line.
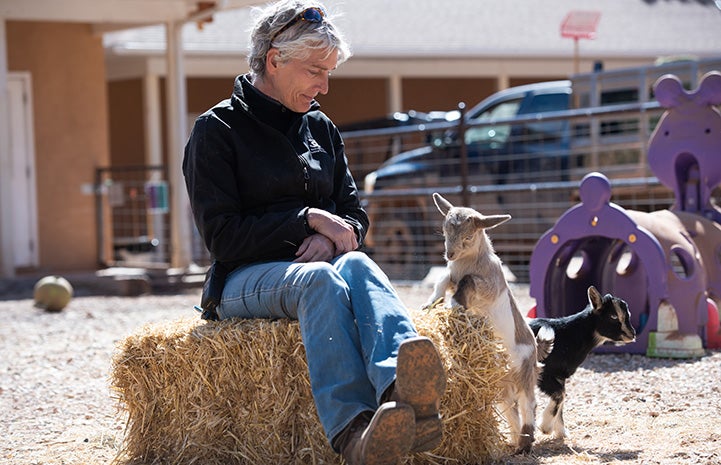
94, 168, 106, 266
457, 102, 470, 206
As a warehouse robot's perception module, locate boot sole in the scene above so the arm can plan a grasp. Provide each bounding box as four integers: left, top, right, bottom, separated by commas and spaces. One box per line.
361, 402, 415, 465
396, 336, 447, 418
411, 414, 443, 452
395, 336, 446, 452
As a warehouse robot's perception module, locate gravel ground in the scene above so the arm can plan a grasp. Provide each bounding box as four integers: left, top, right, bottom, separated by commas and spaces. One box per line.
1, 279, 720, 465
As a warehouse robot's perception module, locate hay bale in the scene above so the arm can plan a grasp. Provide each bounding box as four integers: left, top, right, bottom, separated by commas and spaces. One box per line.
111, 305, 508, 465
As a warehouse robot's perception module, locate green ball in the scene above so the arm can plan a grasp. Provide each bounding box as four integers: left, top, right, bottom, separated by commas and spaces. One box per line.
33, 276, 73, 312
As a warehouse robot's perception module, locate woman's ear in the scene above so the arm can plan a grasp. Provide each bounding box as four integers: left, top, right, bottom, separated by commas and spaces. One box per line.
265, 48, 280, 74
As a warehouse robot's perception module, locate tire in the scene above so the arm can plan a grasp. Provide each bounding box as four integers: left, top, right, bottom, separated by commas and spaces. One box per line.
373, 215, 426, 280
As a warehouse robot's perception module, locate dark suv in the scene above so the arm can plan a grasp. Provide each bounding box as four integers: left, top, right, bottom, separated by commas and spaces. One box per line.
361, 81, 574, 279
365, 80, 572, 192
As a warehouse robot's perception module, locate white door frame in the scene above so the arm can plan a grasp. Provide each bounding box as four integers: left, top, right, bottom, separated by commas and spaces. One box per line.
0, 18, 13, 277
6, 71, 39, 269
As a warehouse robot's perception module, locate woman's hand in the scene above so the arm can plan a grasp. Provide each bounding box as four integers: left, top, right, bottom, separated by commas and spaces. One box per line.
294, 233, 336, 263
305, 208, 358, 254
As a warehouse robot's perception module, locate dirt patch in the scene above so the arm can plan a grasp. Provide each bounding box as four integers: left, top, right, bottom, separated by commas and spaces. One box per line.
1, 282, 719, 465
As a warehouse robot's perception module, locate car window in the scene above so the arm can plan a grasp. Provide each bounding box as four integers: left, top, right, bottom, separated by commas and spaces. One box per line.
465, 98, 523, 146
522, 92, 570, 135
519, 92, 569, 114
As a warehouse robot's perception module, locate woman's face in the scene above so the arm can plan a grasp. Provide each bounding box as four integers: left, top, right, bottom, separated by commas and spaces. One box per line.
264, 47, 338, 112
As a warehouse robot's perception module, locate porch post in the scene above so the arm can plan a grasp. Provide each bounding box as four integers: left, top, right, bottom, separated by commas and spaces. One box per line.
165, 20, 192, 268
143, 73, 163, 168
143, 72, 167, 263
387, 73, 402, 113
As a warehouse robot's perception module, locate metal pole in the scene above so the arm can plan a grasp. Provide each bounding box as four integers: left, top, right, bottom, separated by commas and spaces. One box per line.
573, 37, 580, 75
457, 102, 469, 206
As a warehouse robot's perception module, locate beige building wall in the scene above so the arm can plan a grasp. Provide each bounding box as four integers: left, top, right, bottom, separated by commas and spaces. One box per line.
315, 77, 388, 125
401, 77, 497, 114
187, 77, 233, 116
107, 79, 146, 167
7, 21, 110, 271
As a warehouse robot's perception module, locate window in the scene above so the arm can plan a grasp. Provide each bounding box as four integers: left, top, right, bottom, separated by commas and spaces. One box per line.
465, 98, 522, 146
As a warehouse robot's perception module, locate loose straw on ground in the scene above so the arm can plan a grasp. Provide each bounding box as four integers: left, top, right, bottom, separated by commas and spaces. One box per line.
111, 303, 509, 465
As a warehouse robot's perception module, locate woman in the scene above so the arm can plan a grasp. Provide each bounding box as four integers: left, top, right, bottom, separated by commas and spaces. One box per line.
182, 2, 445, 464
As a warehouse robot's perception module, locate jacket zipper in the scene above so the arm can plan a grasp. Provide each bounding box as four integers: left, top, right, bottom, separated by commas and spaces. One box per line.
303, 165, 310, 193
297, 131, 312, 196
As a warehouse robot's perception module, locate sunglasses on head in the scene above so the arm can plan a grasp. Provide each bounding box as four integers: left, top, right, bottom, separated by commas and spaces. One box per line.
271, 7, 325, 42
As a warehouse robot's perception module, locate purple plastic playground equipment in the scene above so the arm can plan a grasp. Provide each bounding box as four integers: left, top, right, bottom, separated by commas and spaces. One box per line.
528, 71, 721, 357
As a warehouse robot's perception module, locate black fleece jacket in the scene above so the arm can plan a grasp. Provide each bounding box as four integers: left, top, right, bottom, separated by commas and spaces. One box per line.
183, 74, 369, 268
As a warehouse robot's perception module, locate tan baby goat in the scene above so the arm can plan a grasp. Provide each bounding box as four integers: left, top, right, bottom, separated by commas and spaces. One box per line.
424, 193, 551, 454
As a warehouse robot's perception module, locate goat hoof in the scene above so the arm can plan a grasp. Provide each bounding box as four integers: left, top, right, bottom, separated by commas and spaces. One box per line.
515, 436, 534, 454
515, 444, 533, 455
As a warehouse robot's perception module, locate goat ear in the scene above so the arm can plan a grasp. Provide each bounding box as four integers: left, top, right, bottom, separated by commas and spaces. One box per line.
588, 285, 603, 310
433, 193, 453, 216
480, 214, 512, 230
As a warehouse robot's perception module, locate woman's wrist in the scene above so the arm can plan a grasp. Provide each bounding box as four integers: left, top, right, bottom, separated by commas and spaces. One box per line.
303, 207, 314, 234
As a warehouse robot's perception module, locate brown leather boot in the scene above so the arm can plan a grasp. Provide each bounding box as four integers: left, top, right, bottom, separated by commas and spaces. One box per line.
393, 336, 446, 452
334, 402, 415, 465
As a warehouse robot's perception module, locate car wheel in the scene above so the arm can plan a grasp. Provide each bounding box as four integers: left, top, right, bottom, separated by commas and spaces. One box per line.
374, 216, 425, 280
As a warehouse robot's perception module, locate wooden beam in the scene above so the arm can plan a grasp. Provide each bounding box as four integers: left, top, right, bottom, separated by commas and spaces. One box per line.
0, 0, 191, 24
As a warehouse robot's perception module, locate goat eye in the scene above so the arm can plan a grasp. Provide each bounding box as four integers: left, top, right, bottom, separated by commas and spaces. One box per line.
610, 314, 619, 320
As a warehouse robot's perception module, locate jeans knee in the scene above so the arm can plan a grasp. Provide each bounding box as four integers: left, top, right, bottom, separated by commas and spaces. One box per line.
295, 261, 340, 289
335, 251, 383, 276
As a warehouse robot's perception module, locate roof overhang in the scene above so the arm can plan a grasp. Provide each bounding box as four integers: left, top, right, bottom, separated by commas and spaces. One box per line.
0, 0, 261, 31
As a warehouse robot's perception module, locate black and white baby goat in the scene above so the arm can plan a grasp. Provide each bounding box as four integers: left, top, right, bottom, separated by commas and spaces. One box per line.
527, 286, 636, 439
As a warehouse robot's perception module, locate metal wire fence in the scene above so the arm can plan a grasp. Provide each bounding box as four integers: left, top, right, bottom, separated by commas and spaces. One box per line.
348, 103, 684, 282
96, 103, 714, 279
92, 106, 679, 277
95, 165, 171, 268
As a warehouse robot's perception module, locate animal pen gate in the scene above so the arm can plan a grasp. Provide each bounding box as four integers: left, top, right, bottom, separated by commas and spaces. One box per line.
92, 165, 213, 269
94, 165, 170, 267
95, 165, 178, 268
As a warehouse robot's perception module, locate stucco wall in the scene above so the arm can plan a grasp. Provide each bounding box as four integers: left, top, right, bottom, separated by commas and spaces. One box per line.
108, 79, 145, 167
7, 21, 110, 271
401, 77, 496, 114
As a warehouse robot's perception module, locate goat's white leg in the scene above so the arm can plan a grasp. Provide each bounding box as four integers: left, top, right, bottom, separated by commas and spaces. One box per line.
516, 388, 536, 453
499, 391, 521, 446
551, 396, 568, 438
541, 391, 568, 438
424, 272, 450, 308
540, 399, 556, 435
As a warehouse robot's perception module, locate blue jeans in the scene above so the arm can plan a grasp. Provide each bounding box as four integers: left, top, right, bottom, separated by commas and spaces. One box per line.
217, 251, 418, 448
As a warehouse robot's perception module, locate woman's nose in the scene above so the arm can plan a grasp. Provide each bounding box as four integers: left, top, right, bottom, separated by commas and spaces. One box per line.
317, 73, 329, 95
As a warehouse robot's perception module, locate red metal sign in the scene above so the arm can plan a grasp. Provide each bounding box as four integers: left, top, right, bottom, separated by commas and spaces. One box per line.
560, 10, 601, 40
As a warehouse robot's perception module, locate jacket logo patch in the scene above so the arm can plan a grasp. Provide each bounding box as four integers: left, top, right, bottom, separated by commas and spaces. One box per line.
308, 138, 324, 154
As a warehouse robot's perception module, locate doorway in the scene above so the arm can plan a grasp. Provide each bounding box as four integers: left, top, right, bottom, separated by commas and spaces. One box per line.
7, 72, 39, 269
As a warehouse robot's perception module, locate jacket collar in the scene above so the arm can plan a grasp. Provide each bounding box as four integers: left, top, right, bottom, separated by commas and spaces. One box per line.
231, 74, 320, 134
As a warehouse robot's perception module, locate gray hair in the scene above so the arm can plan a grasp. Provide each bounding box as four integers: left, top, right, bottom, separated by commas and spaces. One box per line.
247, 0, 352, 80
